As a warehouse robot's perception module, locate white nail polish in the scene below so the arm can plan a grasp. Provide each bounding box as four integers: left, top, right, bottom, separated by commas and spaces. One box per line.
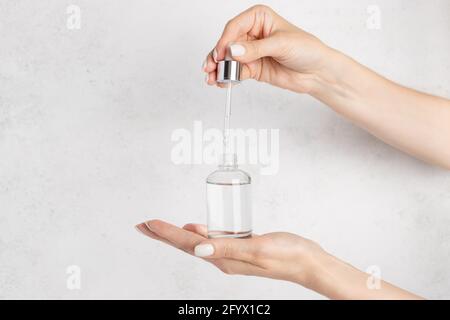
213, 49, 218, 63
230, 44, 245, 57
205, 74, 209, 84
195, 244, 214, 257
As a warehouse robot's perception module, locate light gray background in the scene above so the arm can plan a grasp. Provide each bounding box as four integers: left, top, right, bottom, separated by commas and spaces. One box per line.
0, 0, 449, 299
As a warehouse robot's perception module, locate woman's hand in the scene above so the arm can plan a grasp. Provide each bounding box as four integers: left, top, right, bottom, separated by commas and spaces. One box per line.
135, 219, 422, 299
203, 4, 334, 94
136, 219, 325, 287
204, 5, 450, 169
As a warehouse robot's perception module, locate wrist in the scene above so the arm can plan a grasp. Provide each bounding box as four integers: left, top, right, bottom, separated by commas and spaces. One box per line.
287, 242, 336, 291
291, 246, 355, 299
309, 47, 353, 97
298, 249, 338, 293
307, 251, 348, 298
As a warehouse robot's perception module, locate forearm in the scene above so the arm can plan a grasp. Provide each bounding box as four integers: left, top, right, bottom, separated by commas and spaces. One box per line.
310, 48, 450, 169
303, 251, 422, 300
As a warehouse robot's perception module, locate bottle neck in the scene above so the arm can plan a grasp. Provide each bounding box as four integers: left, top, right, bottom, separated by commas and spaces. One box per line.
219, 153, 238, 169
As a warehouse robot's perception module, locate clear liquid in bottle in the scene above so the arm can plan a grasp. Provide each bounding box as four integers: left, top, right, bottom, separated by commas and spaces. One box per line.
206, 153, 252, 238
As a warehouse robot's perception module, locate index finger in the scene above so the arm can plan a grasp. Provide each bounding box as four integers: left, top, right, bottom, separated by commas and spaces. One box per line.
215, 5, 276, 61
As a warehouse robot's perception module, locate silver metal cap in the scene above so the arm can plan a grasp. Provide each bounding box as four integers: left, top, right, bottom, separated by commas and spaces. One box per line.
217, 60, 241, 83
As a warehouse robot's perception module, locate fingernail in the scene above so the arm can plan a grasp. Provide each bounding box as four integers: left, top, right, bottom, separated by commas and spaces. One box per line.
144, 221, 154, 231
205, 73, 209, 84
194, 244, 214, 257
230, 43, 246, 57
202, 60, 207, 72
212, 48, 218, 63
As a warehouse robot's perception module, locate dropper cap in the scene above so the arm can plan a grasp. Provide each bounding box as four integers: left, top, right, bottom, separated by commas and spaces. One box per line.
217, 50, 241, 83
217, 60, 241, 83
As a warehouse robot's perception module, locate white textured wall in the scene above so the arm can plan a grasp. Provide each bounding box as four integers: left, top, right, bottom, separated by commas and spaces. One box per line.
0, 0, 449, 299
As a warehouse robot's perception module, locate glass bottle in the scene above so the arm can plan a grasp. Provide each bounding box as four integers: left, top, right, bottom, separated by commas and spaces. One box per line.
206, 153, 252, 238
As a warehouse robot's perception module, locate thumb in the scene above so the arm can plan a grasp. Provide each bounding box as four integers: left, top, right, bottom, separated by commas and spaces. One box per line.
228, 37, 279, 63
194, 238, 256, 262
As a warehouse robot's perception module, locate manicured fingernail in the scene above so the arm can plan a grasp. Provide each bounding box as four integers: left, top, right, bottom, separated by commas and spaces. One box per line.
144, 221, 154, 231
205, 73, 209, 84
202, 60, 207, 72
212, 48, 218, 63
194, 244, 214, 257
230, 43, 245, 57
